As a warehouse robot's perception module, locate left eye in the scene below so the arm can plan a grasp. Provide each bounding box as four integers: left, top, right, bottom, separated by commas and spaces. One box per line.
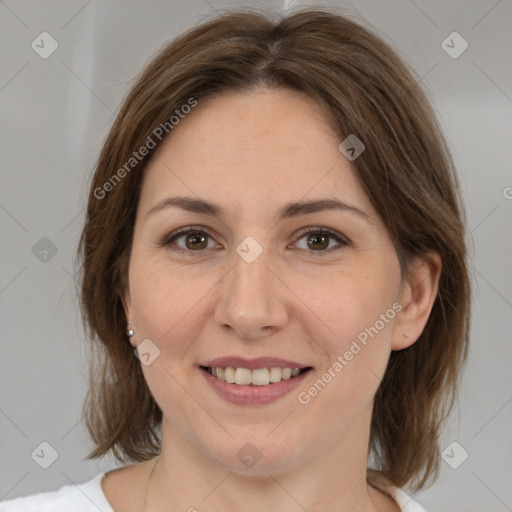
292, 228, 348, 252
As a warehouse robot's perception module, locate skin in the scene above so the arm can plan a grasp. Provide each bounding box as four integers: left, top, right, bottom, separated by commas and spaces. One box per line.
103, 88, 441, 512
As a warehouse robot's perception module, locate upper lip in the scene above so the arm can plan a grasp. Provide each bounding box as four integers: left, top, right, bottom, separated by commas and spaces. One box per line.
201, 357, 310, 370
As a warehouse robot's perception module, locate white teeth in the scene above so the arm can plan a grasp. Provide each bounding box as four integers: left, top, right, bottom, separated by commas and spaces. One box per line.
208, 366, 305, 385
235, 367, 252, 385
269, 367, 282, 383
252, 368, 270, 386
224, 367, 235, 383
281, 368, 292, 380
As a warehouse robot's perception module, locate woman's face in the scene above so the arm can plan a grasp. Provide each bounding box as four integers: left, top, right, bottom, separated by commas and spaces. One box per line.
124, 88, 409, 474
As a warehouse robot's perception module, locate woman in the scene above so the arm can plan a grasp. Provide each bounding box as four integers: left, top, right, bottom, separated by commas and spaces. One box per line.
0, 6, 470, 512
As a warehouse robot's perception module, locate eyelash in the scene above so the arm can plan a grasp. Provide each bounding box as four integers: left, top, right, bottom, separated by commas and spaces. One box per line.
161, 225, 350, 257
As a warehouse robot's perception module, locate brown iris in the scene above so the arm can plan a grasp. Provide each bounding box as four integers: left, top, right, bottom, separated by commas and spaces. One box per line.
185, 232, 208, 250
307, 232, 330, 251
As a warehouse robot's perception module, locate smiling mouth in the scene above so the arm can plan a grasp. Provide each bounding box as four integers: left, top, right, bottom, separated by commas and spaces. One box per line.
200, 366, 312, 386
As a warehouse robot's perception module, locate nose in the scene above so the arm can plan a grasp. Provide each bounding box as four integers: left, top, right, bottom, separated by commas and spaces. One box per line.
214, 246, 289, 340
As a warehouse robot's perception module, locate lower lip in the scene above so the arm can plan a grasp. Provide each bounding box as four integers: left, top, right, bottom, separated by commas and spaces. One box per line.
200, 368, 310, 405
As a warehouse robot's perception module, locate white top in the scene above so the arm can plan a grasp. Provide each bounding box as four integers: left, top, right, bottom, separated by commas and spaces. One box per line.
0, 471, 428, 511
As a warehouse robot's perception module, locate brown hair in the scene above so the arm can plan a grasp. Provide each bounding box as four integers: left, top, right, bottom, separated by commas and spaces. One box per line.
78, 7, 470, 493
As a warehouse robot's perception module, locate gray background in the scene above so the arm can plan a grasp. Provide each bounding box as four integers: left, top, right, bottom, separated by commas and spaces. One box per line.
1, 1, 511, 511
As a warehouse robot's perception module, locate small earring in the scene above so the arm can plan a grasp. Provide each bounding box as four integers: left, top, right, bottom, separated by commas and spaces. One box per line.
403, 333, 409, 339
126, 321, 134, 338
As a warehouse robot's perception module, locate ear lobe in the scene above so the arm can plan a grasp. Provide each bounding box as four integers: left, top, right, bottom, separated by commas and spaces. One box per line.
121, 288, 137, 346
392, 252, 442, 351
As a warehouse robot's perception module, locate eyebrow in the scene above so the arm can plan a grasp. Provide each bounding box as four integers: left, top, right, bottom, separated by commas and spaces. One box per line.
146, 196, 370, 221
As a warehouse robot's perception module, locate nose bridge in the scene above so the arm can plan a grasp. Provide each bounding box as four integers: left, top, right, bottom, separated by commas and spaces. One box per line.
215, 238, 288, 337
232, 243, 270, 294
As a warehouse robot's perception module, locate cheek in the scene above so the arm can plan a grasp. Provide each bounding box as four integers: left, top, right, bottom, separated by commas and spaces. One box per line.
305, 265, 399, 347
297, 261, 400, 408
294, 283, 398, 439
128, 254, 214, 352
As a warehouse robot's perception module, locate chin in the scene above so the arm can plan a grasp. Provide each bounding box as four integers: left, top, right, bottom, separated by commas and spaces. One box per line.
205, 433, 307, 476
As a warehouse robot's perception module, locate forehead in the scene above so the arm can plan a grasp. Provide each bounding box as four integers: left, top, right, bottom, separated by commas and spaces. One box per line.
138, 88, 371, 215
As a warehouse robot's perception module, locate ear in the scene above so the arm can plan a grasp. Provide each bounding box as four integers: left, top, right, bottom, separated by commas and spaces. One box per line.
121, 287, 136, 346
121, 286, 133, 323
392, 252, 442, 351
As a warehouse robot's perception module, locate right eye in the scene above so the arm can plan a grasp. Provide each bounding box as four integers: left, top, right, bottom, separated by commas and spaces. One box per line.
163, 226, 221, 253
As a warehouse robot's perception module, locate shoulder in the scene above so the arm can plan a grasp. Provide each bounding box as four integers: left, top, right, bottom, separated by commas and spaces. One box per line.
387, 485, 430, 512
0, 472, 113, 512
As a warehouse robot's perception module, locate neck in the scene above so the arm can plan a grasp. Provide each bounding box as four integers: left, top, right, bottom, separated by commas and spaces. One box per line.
145, 404, 384, 512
